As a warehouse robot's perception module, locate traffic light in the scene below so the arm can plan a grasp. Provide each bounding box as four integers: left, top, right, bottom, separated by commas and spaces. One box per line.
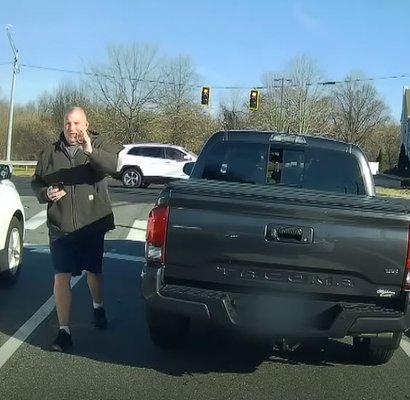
201, 87, 210, 105
249, 89, 260, 110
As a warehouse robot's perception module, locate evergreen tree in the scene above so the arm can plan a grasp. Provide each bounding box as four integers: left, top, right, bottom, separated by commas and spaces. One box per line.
398, 144, 408, 172
376, 148, 388, 173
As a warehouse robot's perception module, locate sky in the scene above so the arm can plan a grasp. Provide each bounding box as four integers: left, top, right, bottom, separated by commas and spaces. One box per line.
0, 0, 409, 122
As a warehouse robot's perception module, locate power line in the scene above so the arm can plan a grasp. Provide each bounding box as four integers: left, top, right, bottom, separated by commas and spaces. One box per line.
17, 62, 410, 89
20, 63, 186, 85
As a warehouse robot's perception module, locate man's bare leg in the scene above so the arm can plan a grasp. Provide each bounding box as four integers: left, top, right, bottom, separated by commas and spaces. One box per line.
54, 272, 72, 327
87, 271, 107, 329
86, 271, 103, 304
50, 272, 73, 352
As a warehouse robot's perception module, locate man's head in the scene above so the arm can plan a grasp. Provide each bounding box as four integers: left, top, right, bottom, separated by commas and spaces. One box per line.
63, 107, 89, 145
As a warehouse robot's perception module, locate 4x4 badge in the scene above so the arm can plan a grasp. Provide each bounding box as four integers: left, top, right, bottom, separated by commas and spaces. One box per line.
384, 268, 399, 274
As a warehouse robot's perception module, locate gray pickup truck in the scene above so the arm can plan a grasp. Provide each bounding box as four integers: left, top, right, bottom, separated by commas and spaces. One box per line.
141, 130, 410, 364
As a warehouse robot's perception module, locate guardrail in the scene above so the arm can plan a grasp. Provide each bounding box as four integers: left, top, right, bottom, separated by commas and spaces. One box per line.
0, 160, 37, 166
0, 160, 37, 173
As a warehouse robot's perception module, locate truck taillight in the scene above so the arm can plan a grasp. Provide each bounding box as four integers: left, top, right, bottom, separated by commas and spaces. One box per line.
404, 230, 410, 291
145, 205, 169, 265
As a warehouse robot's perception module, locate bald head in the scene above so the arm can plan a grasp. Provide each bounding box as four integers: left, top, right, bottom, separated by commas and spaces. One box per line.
63, 107, 89, 145
64, 106, 87, 122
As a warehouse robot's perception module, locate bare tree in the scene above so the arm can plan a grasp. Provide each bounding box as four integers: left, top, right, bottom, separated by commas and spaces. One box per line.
0, 100, 9, 158
362, 122, 400, 169
218, 89, 249, 130
257, 56, 329, 134
284, 55, 329, 133
37, 81, 91, 132
12, 104, 56, 159
329, 73, 389, 145
155, 56, 200, 145
258, 72, 287, 131
87, 43, 160, 143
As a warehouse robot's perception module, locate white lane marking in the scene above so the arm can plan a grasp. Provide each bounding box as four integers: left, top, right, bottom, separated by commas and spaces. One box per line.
400, 338, 410, 358
126, 219, 147, 242
0, 274, 82, 369
25, 210, 47, 230
24, 245, 145, 263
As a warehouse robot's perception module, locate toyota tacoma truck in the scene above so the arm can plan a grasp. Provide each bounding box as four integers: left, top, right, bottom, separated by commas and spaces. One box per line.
141, 130, 410, 364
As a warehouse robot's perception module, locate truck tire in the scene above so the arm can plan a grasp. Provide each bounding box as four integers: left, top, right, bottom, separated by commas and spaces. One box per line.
352, 333, 402, 365
146, 307, 190, 349
0, 217, 23, 285
122, 168, 143, 188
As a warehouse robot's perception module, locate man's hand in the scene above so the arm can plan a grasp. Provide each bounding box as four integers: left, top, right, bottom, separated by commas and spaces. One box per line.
77, 129, 93, 154
47, 186, 66, 202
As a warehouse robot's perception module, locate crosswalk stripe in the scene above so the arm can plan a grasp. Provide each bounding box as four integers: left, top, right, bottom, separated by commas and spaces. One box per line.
24, 245, 145, 263
126, 219, 147, 242
25, 210, 147, 241
25, 210, 47, 230
401, 338, 410, 358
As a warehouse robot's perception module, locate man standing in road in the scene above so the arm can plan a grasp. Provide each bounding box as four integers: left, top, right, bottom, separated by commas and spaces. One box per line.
31, 106, 119, 352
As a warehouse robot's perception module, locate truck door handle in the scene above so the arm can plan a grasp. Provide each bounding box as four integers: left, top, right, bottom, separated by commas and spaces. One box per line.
265, 225, 313, 244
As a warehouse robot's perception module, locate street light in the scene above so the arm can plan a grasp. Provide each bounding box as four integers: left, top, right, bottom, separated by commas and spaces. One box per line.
5, 24, 19, 162
273, 78, 292, 132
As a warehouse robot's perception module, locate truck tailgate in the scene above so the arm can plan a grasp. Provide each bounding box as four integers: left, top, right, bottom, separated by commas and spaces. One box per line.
164, 180, 410, 299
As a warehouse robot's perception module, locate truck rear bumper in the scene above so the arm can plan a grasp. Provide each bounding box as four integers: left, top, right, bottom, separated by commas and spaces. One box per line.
141, 266, 410, 339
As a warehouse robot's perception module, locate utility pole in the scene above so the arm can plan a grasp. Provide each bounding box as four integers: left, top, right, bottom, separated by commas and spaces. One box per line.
5, 25, 19, 162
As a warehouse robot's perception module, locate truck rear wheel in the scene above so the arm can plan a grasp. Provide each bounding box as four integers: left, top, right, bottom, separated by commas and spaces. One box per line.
146, 307, 190, 349
352, 332, 402, 365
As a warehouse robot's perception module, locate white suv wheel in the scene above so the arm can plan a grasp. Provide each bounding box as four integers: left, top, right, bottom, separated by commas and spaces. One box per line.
8, 225, 22, 270
122, 168, 143, 188
0, 217, 23, 284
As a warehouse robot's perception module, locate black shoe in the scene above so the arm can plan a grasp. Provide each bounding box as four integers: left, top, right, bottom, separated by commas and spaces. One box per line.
93, 307, 107, 329
50, 329, 72, 352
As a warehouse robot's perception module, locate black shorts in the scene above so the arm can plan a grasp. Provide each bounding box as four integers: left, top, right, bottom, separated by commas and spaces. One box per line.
50, 230, 106, 276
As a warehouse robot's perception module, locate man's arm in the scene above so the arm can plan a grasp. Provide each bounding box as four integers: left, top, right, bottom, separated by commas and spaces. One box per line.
31, 153, 50, 204
85, 137, 120, 175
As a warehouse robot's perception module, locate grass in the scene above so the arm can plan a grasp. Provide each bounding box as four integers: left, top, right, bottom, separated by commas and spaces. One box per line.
11, 166, 35, 176
376, 186, 410, 199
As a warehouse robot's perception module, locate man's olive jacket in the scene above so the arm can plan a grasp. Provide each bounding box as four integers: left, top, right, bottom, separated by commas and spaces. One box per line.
31, 133, 119, 236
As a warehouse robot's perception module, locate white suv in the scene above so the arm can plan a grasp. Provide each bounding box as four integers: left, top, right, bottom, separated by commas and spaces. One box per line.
116, 143, 197, 188
0, 164, 25, 284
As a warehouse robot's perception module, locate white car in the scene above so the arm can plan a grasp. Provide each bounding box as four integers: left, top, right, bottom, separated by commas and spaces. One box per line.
0, 164, 24, 284
116, 143, 197, 188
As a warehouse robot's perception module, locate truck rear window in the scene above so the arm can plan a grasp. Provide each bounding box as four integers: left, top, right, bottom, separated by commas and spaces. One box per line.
201, 141, 366, 195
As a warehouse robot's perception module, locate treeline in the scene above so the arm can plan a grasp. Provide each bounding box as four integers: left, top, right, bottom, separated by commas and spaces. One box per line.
0, 45, 401, 170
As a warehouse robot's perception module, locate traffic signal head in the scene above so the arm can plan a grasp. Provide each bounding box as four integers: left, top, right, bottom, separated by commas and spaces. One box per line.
201, 87, 210, 105
249, 89, 259, 110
